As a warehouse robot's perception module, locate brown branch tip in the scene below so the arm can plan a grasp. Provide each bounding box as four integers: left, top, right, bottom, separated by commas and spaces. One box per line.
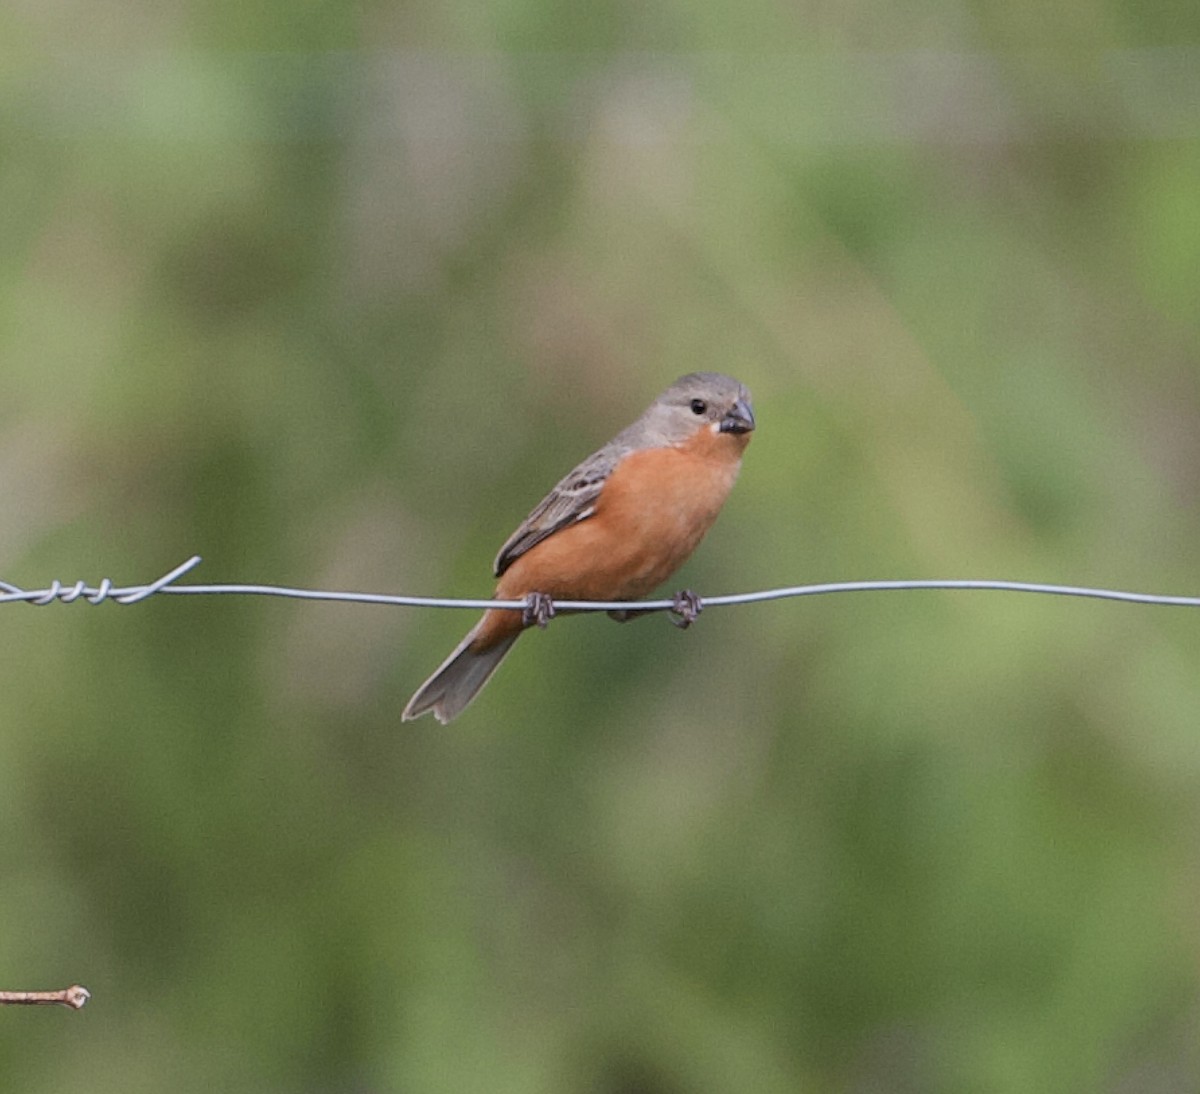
0, 985, 90, 1010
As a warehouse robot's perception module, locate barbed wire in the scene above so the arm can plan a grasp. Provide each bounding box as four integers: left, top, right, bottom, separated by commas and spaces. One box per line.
2, 556, 1200, 613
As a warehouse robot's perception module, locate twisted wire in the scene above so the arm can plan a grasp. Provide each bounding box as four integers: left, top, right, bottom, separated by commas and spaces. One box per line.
3, 556, 1199, 612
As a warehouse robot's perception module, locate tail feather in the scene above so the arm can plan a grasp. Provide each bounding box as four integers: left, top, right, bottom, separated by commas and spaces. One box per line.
402, 622, 520, 724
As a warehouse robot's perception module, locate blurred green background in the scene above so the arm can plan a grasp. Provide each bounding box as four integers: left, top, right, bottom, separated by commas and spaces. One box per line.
3, 3, 1200, 1090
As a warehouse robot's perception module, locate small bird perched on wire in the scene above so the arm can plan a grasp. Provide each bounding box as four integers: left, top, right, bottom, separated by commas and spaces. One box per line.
402, 372, 755, 723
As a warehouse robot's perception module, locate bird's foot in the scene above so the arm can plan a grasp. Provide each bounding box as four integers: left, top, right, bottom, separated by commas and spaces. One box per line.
669, 589, 703, 629
522, 591, 556, 629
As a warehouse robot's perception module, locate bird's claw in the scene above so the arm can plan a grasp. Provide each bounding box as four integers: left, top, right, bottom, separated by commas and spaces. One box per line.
669, 589, 703, 629
522, 591, 556, 629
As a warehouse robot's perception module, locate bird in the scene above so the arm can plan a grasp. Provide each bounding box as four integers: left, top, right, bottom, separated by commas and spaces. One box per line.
402, 372, 755, 723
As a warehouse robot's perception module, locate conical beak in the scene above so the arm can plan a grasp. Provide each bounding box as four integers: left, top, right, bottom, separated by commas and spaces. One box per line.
718, 397, 756, 435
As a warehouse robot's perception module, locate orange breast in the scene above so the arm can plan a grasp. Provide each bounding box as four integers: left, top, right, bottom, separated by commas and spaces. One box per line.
495, 427, 747, 604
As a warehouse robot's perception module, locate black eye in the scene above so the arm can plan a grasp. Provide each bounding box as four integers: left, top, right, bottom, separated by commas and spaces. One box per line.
690, 399, 708, 415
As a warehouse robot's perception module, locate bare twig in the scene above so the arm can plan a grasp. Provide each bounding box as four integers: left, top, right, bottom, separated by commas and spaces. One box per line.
0, 985, 90, 1010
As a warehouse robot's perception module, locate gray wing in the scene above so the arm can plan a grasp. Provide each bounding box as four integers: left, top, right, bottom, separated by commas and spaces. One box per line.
493, 441, 629, 577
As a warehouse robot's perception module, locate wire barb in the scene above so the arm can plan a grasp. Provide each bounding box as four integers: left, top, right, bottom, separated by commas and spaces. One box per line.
2, 557, 1200, 613
114, 555, 204, 604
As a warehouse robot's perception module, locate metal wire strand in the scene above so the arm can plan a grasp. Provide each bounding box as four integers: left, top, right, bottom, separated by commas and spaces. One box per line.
2, 556, 1200, 613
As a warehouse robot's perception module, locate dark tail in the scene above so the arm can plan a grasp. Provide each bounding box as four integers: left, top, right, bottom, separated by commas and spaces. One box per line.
402, 620, 520, 724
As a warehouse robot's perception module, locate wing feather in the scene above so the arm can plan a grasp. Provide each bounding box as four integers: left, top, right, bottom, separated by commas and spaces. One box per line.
493, 443, 627, 576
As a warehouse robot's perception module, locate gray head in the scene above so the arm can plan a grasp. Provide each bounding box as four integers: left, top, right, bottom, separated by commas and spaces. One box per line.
626, 372, 755, 448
